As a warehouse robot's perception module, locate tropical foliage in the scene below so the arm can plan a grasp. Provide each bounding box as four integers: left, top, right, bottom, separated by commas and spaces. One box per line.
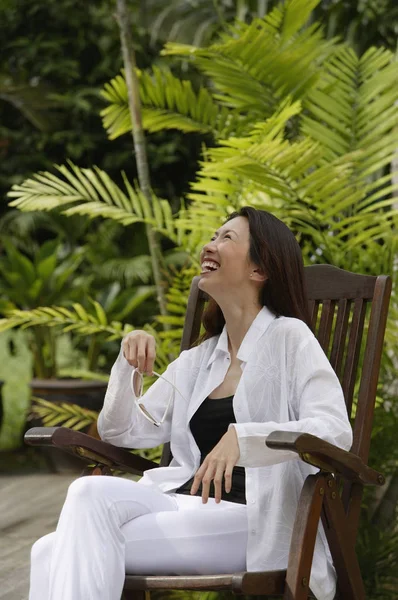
8, 1, 398, 269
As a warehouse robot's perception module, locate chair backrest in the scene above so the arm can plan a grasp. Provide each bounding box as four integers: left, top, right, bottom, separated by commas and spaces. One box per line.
162, 265, 391, 537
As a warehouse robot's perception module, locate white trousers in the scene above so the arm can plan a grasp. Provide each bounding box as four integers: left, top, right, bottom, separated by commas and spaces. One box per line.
29, 475, 248, 600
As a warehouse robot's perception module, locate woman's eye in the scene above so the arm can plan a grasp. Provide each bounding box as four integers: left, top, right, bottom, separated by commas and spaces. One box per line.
209, 234, 231, 242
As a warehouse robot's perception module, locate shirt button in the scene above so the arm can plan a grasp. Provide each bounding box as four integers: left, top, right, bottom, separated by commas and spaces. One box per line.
250, 529, 256, 535
250, 499, 256, 504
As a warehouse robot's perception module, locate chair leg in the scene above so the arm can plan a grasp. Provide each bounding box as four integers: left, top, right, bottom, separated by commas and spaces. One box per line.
322, 477, 365, 600
283, 474, 326, 600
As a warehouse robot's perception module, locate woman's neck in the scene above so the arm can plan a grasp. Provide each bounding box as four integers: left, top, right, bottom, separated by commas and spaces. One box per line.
220, 302, 263, 359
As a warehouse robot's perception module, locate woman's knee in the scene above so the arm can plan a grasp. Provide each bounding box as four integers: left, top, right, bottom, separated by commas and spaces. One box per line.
65, 475, 143, 509
31, 532, 55, 564
66, 474, 115, 504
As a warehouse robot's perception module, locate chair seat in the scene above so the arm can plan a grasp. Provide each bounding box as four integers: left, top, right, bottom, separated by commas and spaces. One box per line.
124, 570, 287, 594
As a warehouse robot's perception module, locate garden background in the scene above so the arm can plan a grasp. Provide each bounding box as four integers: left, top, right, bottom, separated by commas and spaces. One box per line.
0, 0, 397, 598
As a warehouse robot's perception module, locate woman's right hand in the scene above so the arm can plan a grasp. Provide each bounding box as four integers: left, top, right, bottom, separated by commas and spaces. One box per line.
122, 330, 157, 376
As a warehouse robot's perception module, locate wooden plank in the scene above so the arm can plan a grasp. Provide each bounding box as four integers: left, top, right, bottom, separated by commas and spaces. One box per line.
0, 474, 76, 600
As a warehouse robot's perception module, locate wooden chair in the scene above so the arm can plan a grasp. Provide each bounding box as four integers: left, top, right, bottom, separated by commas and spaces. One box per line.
25, 265, 392, 600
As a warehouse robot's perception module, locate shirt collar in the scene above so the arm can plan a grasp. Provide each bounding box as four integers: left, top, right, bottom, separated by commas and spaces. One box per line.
206, 305, 277, 368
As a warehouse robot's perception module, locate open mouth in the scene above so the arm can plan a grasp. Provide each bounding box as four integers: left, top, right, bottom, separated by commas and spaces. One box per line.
201, 260, 220, 273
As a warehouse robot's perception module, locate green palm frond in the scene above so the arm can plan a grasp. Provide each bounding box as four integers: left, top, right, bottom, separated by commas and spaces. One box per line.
302, 44, 398, 168
7, 161, 181, 243
98, 255, 153, 285
176, 68, 398, 255
163, 0, 333, 116
0, 303, 134, 341
188, 131, 397, 254
101, 66, 245, 140
102, 0, 334, 144
31, 397, 98, 430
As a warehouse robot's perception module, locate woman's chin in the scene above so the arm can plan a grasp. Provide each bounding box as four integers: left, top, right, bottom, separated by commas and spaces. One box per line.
198, 273, 219, 297
198, 274, 207, 290
198, 272, 213, 287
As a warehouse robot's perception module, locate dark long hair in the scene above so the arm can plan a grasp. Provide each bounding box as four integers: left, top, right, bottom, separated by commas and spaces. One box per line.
199, 207, 312, 343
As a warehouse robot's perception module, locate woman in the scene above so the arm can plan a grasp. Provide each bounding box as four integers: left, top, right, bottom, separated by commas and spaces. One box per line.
29, 207, 352, 600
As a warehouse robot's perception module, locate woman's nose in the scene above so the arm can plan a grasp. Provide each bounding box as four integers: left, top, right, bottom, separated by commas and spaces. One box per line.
202, 239, 217, 254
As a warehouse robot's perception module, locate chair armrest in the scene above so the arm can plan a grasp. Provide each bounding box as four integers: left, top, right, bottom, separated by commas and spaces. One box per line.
266, 431, 384, 486
24, 427, 159, 476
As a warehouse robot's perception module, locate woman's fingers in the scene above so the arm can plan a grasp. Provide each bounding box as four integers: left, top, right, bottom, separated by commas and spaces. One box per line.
224, 462, 234, 494
122, 331, 157, 373
191, 429, 240, 504
136, 336, 147, 373
200, 463, 215, 504
146, 336, 156, 375
214, 462, 226, 503
122, 337, 135, 365
191, 459, 226, 504
190, 464, 204, 496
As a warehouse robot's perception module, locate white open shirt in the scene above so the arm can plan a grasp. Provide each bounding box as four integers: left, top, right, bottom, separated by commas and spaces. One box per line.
98, 305, 352, 600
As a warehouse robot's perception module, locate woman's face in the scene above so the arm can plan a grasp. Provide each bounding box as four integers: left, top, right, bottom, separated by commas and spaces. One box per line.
199, 216, 258, 294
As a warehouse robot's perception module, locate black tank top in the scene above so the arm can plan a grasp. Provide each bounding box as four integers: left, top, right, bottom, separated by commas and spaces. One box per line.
176, 395, 246, 504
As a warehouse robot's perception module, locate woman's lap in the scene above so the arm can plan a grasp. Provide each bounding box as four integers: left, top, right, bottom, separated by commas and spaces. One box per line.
32, 478, 248, 576
123, 493, 248, 574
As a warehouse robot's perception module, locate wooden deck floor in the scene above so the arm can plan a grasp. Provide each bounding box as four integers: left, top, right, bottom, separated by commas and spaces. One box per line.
0, 473, 76, 600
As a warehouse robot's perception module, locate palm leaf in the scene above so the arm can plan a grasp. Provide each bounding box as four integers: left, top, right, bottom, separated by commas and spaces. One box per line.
7, 162, 182, 243
100, 66, 244, 140
163, 0, 334, 117
0, 304, 134, 341
302, 44, 398, 169
98, 255, 153, 285
31, 397, 98, 431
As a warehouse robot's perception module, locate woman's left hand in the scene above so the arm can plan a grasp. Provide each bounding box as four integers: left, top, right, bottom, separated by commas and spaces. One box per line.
190, 426, 240, 504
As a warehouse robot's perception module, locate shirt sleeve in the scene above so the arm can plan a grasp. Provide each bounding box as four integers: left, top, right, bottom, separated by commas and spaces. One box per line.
231, 334, 353, 468
97, 345, 180, 449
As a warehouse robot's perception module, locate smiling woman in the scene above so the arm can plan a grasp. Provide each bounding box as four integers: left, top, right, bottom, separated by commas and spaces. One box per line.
28, 207, 352, 600
199, 207, 312, 349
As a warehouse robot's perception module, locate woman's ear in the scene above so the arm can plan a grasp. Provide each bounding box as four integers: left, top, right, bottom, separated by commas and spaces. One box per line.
252, 268, 267, 283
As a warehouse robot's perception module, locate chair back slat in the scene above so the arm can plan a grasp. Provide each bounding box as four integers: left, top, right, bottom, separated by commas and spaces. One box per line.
316, 299, 337, 354
309, 299, 319, 332
329, 299, 351, 379
341, 299, 367, 416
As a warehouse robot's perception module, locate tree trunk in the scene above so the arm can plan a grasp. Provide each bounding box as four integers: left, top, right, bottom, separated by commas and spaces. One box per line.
115, 0, 169, 323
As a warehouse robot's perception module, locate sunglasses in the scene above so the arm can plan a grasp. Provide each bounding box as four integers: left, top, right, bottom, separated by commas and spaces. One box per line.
130, 368, 186, 427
